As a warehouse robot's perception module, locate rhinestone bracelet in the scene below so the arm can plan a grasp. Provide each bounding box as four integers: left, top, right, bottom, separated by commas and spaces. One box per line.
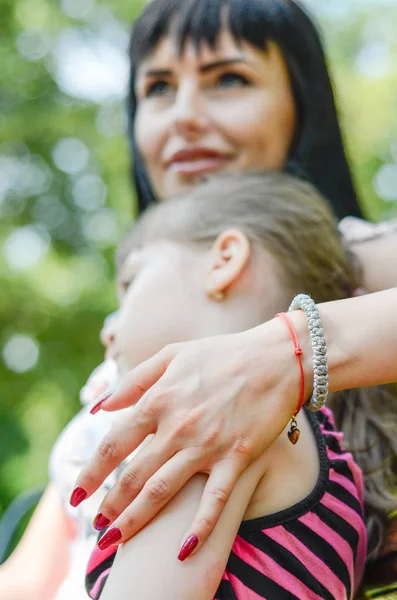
288, 294, 328, 412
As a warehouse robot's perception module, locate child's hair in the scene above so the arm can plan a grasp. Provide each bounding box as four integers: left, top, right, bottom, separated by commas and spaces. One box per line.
117, 172, 397, 558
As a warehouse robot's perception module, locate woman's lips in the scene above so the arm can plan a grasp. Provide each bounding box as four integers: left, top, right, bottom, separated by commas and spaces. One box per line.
166, 148, 231, 176
169, 156, 229, 176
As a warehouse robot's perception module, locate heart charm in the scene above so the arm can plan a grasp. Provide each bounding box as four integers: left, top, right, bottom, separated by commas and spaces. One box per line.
288, 426, 300, 445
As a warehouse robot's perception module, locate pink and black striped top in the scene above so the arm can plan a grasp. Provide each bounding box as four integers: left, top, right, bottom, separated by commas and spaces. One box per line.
86, 407, 367, 599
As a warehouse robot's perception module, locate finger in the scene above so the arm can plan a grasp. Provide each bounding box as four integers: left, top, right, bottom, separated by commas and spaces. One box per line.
70, 408, 154, 506
92, 436, 176, 529
178, 459, 243, 560
95, 449, 201, 550
93, 344, 179, 413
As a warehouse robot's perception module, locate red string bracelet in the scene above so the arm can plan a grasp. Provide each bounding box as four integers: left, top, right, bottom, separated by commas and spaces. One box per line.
275, 312, 305, 444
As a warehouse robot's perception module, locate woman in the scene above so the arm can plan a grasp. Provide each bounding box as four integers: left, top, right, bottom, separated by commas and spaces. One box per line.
74, 0, 397, 552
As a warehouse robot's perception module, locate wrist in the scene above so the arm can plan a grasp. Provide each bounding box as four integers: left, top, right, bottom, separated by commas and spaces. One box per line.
283, 310, 314, 404
315, 302, 353, 393
252, 315, 313, 415
290, 301, 350, 396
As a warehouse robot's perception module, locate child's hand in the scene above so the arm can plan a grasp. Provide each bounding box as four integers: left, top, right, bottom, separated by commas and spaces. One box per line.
71, 318, 306, 556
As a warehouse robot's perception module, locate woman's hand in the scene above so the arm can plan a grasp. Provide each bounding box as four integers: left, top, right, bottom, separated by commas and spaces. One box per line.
72, 317, 307, 555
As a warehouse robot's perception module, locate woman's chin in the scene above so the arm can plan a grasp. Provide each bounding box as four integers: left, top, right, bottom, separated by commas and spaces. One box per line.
162, 165, 235, 198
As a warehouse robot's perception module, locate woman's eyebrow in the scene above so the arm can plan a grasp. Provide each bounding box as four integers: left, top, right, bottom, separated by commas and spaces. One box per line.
200, 58, 250, 73
143, 68, 172, 78
142, 58, 249, 78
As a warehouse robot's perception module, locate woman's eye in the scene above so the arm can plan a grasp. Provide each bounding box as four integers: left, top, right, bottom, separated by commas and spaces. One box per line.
217, 72, 250, 88
145, 80, 172, 97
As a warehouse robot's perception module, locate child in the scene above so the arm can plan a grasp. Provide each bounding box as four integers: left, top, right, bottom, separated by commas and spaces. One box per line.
85, 172, 397, 599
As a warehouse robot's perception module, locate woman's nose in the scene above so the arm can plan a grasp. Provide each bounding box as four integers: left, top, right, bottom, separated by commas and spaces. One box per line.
172, 84, 209, 139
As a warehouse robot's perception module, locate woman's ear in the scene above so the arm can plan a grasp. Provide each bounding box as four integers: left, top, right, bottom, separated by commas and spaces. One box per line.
205, 229, 251, 301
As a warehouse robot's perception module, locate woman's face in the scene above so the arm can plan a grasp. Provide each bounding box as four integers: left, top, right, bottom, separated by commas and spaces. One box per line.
134, 29, 296, 201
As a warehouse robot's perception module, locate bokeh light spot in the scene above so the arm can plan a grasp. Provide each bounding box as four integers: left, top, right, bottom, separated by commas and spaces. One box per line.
96, 101, 127, 138
72, 173, 107, 211
53, 27, 128, 103
17, 28, 51, 61
61, 0, 95, 20
15, 0, 51, 29
373, 164, 397, 202
32, 195, 69, 230
355, 43, 391, 79
3, 226, 50, 271
52, 137, 90, 175
3, 334, 40, 373
83, 208, 118, 245
0, 154, 52, 203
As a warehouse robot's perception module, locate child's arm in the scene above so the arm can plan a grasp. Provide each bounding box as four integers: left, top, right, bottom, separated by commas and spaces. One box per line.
100, 457, 268, 600
354, 233, 397, 291
99, 408, 318, 600
341, 220, 397, 292
0, 484, 75, 600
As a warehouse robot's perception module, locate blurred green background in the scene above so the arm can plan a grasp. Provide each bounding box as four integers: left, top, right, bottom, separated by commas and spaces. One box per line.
1, 0, 397, 519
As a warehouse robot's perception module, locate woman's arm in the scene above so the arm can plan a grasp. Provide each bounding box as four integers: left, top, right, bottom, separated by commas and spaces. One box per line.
302, 288, 397, 389
74, 289, 397, 556
0, 484, 75, 600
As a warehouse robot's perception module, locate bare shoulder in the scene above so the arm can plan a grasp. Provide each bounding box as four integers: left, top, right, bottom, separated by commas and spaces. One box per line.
243, 410, 320, 521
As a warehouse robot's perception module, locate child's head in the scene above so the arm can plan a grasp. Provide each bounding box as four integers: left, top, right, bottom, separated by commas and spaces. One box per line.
111, 172, 356, 374
111, 171, 396, 558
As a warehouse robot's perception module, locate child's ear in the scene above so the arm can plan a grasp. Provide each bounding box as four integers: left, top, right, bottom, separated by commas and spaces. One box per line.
205, 229, 251, 301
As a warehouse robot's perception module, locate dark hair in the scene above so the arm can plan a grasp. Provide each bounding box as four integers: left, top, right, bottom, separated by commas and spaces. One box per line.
118, 172, 396, 560
127, 0, 363, 220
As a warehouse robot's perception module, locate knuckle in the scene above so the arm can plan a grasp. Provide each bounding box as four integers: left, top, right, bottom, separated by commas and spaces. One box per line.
231, 438, 253, 461
202, 427, 222, 450
195, 516, 215, 535
80, 471, 99, 490
118, 469, 140, 495
98, 437, 119, 463
209, 487, 229, 508
139, 389, 168, 419
146, 478, 170, 504
122, 512, 136, 532
134, 404, 156, 427
170, 417, 193, 441
169, 408, 203, 442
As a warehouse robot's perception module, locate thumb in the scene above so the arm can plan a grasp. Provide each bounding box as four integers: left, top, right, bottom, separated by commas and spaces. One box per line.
90, 344, 179, 414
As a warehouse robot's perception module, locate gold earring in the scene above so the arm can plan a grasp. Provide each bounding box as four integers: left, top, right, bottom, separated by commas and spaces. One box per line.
207, 289, 225, 302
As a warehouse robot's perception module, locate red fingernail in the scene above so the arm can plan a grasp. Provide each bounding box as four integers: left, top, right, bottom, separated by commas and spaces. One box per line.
90, 391, 113, 415
178, 535, 198, 561
93, 513, 111, 531
70, 486, 87, 507
98, 527, 122, 550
